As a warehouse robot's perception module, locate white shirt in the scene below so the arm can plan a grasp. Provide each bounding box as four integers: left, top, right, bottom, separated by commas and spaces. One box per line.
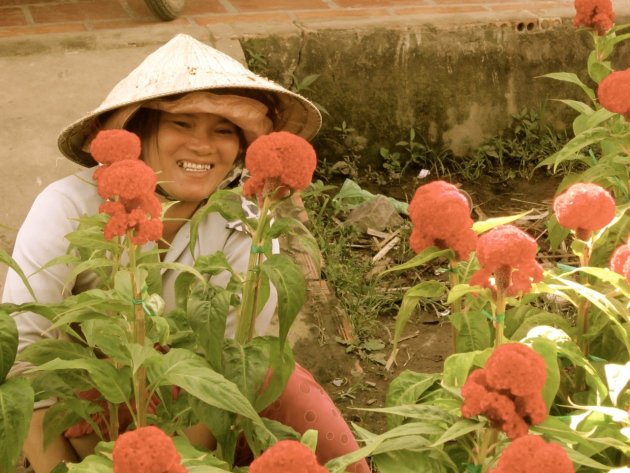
3, 167, 277, 378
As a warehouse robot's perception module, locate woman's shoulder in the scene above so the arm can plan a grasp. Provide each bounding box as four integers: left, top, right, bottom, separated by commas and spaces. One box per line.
31, 167, 101, 216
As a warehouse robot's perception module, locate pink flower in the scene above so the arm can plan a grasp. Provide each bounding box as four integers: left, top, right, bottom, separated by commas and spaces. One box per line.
553, 183, 616, 240
469, 225, 543, 296
598, 68, 630, 120
90, 129, 141, 165
610, 241, 630, 282
461, 344, 548, 439
249, 440, 329, 473
573, 0, 615, 35
112, 426, 186, 473
243, 131, 317, 200
490, 434, 574, 473
408, 181, 478, 261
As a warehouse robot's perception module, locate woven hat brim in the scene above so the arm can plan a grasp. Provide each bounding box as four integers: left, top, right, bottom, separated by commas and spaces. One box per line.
57, 34, 322, 167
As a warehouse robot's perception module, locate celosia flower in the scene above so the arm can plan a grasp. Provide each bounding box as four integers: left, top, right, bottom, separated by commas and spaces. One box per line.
610, 241, 630, 282
573, 0, 615, 35
484, 343, 547, 397
243, 131, 317, 200
408, 180, 478, 261
90, 130, 163, 245
490, 434, 574, 473
97, 160, 158, 201
553, 183, 616, 240
90, 129, 141, 165
469, 225, 543, 296
249, 440, 329, 473
112, 426, 186, 473
461, 343, 548, 439
598, 68, 630, 120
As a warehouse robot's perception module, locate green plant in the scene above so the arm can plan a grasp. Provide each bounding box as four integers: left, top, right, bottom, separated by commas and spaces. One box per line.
471, 108, 568, 181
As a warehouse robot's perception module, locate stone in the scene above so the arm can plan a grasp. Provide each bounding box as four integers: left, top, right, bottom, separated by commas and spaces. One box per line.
343, 195, 404, 233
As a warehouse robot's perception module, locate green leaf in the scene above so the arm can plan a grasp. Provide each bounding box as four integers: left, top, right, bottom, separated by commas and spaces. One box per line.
472, 210, 532, 234
510, 311, 573, 341
172, 438, 231, 470
386, 371, 440, 408
66, 455, 113, 472
147, 348, 262, 424
261, 254, 306, 347
536, 127, 610, 172
31, 358, 132, 404
187, 286, 231, 372
251, 337, 295, 411
553, 98, 594, 116
442, 349, 491, 389
222, 338, 272, 404
43, 399, 102, 448
190, 189, 249, 253
386, 281, 446, 369
0, 311, 18, 383
604, 362, 630, 405
538, 72, 596, 101
0, 248, 36, 300
380, 247, 452, 276
19, 339, 95, 366
451, 311, 491, 352
429, 419, 482, 447
81, 319, 131, 362
529, 337, 560, 411
0, 378, 34, 472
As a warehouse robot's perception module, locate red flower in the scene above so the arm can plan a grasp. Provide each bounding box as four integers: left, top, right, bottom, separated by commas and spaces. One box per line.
90, 129, 141, 165
484, 343, 547, 397
469, 225, 543, 296
461, 344, 548, 439
490, 434, 574, 473
610, 241, 630, 282
243, 131, 317, 200
573, 0, 615, 35
553, 183, 616, 240
97, 160, 158, 201
408, 181, 478, 261
112, 426, 186, 473
598, 68, 630, 119
249, 440, 329, 473
93, 147, 163, 245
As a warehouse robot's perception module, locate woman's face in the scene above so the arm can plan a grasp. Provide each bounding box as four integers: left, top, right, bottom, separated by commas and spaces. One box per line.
145, 111, 241, 203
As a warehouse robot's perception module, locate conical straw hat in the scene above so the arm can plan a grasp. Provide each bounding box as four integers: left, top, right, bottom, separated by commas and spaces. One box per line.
58, 33, 322, 167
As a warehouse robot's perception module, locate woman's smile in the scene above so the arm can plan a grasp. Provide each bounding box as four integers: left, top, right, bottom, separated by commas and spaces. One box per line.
144, 111, 241, 203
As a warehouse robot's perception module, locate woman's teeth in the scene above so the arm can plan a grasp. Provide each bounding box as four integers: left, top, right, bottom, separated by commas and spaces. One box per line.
177, 161, 213, 172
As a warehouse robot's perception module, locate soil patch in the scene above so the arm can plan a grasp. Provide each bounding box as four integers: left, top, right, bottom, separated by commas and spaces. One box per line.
292, 172, 562, 435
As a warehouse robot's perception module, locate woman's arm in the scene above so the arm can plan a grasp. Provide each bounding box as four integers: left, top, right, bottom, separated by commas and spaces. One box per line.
22, 409, 79, 473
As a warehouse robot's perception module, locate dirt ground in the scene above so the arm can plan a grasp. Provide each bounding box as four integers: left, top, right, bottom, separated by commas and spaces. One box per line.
292, 172, 562, 435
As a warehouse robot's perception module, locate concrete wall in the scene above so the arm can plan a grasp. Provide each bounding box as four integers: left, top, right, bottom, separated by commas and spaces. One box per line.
242, 19, 630, 164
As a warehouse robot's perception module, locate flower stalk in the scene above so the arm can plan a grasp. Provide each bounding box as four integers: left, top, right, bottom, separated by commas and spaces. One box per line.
235, 195, 273, 345
128, 237, 148, 427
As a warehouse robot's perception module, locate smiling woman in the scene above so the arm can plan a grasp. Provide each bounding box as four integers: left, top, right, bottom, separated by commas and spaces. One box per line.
3, 33, 370, 473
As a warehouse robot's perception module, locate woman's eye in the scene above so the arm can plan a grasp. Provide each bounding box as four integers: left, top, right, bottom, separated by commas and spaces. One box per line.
173, 120, 192, 128
216, 127, 236, 135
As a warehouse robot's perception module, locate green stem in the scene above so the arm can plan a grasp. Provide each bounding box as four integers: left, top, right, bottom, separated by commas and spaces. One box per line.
128, 236, 148, 427
475, 427, 498, 472
235, 196, 272, 344
449, 259, 461, 352
494, 289, 506, 348
575, 238, 592, 391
